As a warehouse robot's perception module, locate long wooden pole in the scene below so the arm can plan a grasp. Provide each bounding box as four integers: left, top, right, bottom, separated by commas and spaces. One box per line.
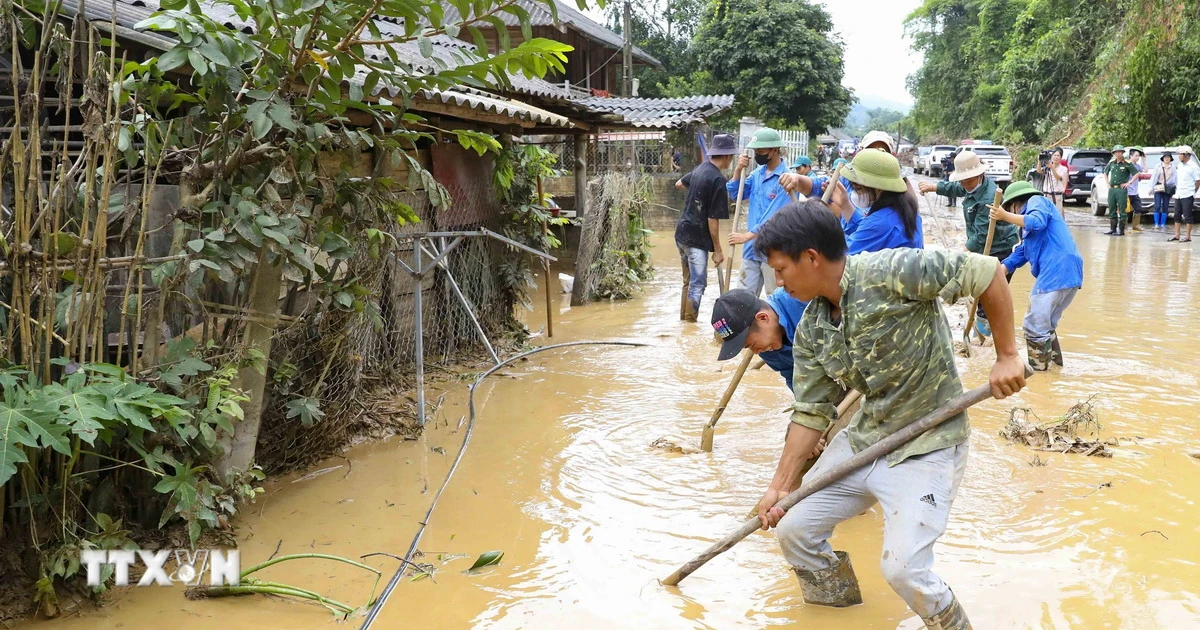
723, 150, 752, 291
536, 175, 553, 338
700, 350, 754, 452
962, 188, 1002, 351
663, 376, 1020, 586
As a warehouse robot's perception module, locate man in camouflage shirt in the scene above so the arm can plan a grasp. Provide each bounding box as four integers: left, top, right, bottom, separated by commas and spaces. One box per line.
750, 200, 1026, 630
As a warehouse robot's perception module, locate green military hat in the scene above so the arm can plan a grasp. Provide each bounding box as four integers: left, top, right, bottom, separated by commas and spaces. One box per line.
842, 148, 907, 193
1001, 180, 1043, 207
746, 128, 785, 149
1111, 145, 1125, 154
1128, 146, 1144, 156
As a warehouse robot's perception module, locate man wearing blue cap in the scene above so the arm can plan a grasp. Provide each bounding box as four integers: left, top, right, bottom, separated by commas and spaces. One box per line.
791, 156, 814, 177
674, 133, 736, 321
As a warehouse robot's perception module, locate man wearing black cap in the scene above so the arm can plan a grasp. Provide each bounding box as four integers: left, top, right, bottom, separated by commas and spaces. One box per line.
711, 286, 807, 390
675, 134, 736, 321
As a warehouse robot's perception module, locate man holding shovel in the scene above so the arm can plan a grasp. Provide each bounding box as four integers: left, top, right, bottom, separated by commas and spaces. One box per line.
674, 134, 736, 321
918, 150, 1018, 338
750, 201, 1025, 629
727, 128, 791, 296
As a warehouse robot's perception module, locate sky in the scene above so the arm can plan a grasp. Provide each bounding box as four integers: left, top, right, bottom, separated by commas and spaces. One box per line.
821, 0, 924, 110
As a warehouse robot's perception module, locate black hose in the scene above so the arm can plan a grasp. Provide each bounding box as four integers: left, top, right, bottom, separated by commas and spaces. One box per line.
358, 340, 647, 629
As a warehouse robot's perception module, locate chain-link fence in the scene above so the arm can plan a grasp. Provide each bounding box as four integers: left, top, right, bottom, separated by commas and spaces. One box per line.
255, 155, 553, 471
526, 132, 685, 176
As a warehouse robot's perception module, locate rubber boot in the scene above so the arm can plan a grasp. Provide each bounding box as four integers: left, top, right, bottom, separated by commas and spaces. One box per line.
682, 298, 698, 323
792, 551, 863, 607
1050, 333, 1063, 367
1026, 338, 1053, 372
923, 594, 972, 629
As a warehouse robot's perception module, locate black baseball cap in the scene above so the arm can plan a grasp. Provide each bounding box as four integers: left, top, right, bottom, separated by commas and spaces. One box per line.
711, 289, 763, 360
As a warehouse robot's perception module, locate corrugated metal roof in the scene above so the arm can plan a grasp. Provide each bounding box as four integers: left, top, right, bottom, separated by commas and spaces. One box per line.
416, 89, 571, 127
438, 0, 660, 68
575, 94, 735, 128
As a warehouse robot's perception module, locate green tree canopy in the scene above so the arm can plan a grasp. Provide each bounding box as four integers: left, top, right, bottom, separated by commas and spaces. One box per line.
682, 0, 852, 131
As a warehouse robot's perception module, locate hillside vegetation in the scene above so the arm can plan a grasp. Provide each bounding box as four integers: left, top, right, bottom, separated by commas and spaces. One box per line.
905, 0, 1200, 149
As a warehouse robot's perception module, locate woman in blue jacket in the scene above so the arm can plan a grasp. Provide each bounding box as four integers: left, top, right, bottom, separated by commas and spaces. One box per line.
989, 181, 1084, 371
838, 149, 923, 254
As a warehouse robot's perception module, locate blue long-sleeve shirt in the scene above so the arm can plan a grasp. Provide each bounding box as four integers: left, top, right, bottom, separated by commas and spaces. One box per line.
760, 286, 808, 390
727, 161, 791, 261
1001, 195, 1084, 294
846, 207, 924, 254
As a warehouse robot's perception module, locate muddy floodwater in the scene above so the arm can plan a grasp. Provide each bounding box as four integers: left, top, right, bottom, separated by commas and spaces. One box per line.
31, 195, 1200, 629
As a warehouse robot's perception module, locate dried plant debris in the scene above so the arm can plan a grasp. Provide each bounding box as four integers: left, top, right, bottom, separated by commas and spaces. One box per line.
1000, 398, 1116, 457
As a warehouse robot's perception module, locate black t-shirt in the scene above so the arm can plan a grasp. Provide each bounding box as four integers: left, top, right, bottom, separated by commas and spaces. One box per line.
674, 161, 730, 251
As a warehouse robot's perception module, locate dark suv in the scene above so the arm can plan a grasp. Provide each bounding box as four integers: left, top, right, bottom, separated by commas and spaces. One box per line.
1026, 148, 1111, 204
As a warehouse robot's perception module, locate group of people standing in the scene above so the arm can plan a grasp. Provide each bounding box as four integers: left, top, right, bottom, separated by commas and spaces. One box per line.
670, 128, 1084, 630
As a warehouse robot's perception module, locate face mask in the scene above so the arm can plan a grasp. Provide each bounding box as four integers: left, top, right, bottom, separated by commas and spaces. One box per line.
965, 180, 981, 194
851, 190, 872, 210
754, 152, 770, 166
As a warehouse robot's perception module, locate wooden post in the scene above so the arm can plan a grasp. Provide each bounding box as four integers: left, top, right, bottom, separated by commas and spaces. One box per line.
571, 134, 594, 307
217, 248, 284, 476
537, 175, 554, 338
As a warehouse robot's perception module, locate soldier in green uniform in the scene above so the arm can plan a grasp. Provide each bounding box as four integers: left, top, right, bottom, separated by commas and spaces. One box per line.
751, 201, 1026, 630
1104, 145, 1140, 236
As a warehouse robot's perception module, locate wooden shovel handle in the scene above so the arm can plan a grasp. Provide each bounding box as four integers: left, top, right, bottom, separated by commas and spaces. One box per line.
662, 373, 1027, 587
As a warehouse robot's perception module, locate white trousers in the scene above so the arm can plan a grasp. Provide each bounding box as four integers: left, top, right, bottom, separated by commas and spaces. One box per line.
776, 430, 968, 616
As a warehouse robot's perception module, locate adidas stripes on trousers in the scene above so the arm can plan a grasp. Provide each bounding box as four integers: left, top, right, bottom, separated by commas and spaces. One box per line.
776, 429, 969, 616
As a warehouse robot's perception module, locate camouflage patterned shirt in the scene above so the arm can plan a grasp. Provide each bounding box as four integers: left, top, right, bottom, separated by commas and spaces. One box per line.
789, 249, 998, 465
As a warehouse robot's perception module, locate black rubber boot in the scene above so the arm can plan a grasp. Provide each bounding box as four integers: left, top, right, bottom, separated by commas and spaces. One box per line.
923, 594, 972, 629
793, 551, 863, 608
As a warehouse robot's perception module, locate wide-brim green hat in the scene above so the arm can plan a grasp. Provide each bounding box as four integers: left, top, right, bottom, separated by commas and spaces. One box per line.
746, 127, 785, 149
842, 149, 907, 193
1111, 144, 1125, 154
1002, 180, 1043, 207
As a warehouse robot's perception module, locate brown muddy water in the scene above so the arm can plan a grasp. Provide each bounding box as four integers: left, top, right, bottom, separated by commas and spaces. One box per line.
31, 193, 1200, 629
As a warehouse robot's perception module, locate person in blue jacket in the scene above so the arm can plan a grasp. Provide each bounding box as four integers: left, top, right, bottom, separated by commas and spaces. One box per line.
989, 181, 1084, 371
711, 287, 806, 391
837, 149, 923, 253
727, 128, 792, 296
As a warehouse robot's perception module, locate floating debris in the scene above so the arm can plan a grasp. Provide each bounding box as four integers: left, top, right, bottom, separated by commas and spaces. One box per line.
1000, 398, 1115, 457
651, 436, 702, 455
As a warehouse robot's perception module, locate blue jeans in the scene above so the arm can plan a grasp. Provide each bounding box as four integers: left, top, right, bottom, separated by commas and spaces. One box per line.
1023, 287, 1079, 343
678, 245, 709, 315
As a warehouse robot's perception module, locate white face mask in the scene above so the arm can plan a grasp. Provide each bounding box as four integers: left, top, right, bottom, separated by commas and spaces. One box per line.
851, 190, 872, 210
965, 180, 981, 194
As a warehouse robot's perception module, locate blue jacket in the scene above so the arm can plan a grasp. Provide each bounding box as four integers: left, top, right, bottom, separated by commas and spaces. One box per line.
1001, 195, 1084, 294
846, 206, 924, 254
727, 161, 791, 261
760, 287, 808, 391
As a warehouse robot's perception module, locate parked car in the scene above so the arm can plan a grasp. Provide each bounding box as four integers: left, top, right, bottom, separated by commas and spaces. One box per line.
1030, 148, 1110, 205
927, 145, 956, 176
958, 145, 1014, 186
917, 146, 932, 174
1089, 146, 1175, 216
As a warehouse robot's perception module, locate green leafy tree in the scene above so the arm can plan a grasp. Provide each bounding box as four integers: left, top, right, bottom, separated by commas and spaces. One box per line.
605, 0, 706, 98
687, 0, 852, 131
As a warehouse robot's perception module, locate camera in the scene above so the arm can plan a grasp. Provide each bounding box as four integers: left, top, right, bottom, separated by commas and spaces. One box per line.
1037, 149, 1054, 166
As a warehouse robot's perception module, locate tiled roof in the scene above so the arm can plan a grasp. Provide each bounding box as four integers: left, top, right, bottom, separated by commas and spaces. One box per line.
61, 0, 573, 126
575, 94, 735, 128
510, 0, 661, 68
55, 0, 724, 129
